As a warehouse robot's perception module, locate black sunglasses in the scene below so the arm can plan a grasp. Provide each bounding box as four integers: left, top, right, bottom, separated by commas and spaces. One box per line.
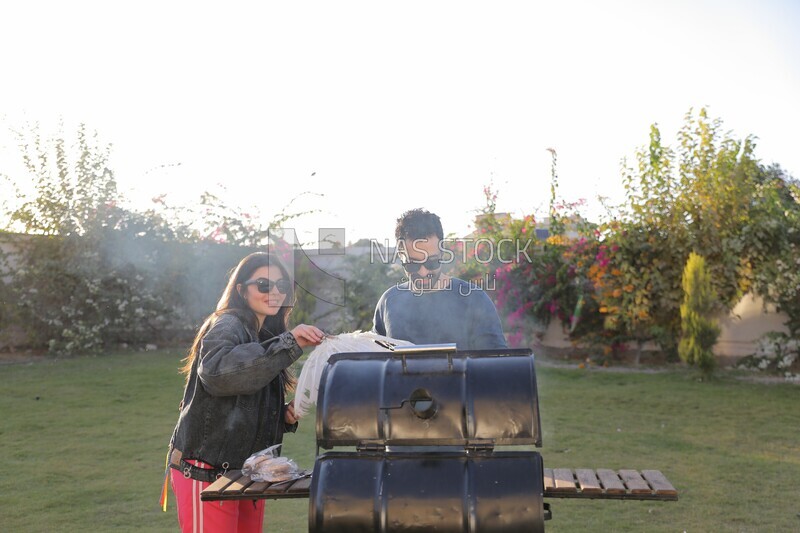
401, 256, 442, 273
243, 278, 291, 295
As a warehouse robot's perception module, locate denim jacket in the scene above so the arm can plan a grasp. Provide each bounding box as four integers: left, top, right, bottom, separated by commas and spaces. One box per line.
168, 312, 303, 469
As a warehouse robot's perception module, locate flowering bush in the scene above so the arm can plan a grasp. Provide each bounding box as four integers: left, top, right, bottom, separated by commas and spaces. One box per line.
4, 231, 185, 355
449, 163, 603, 349
737, 332, 799, 379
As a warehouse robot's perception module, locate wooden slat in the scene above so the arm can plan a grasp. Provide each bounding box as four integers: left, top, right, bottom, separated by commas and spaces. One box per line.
619, 469, 652, 494
596, 469, 626, 494
641, 470, 678, 496
574, 469, 603, 494
263, 478, 296, 495
542, 468, 556, 492
287, 476, 312, 494
552, 468, 578, 492
221, 473, 253, 495
243, 480, 270, 495
260, 472, 313, 495
202, 471, 242, 497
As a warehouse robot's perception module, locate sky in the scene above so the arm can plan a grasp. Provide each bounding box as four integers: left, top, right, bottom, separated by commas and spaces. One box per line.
1, 0, 799, 248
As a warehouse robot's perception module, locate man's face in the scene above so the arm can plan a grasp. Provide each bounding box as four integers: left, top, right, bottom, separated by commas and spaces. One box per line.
400, 235, 442, 291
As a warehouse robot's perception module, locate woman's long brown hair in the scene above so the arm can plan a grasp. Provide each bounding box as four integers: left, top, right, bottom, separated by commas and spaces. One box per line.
180, 252, 297, 394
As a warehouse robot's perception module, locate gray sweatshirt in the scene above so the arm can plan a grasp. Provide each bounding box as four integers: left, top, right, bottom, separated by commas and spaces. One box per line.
373, 277, 508, 350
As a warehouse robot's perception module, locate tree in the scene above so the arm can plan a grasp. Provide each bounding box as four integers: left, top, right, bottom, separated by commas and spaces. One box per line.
678, 252, 720, 377
744, 165, 800, 336
595, 109, 760, 359
7, 121, 120, 236
1, 122, 179, 354
676, 108, 759, 308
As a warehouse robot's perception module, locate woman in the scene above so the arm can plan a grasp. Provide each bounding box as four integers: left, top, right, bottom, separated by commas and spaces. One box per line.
163, 251, 324, 532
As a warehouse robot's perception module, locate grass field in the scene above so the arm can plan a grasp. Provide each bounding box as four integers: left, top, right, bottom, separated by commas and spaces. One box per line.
1, 350, 798, 532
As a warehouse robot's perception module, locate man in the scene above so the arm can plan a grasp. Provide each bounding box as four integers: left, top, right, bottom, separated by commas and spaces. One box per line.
373, 208, 508, 350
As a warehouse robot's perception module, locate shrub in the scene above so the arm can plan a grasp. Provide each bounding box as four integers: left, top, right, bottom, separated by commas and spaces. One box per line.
678, 252, 720, 377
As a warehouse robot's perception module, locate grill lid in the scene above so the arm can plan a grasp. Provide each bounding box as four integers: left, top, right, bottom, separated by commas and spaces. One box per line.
315, 348, 542, 449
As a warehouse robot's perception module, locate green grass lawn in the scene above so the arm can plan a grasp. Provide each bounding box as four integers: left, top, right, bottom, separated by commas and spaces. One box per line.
1, 351, 798, 532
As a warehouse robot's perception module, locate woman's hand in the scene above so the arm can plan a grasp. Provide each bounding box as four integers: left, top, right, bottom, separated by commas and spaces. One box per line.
289, 324, 325, 348
284, 400, 298, 425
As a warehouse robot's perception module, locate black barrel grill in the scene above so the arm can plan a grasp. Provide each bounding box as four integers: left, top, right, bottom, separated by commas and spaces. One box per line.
200, 345, 679, 531
310, 346, 547, 533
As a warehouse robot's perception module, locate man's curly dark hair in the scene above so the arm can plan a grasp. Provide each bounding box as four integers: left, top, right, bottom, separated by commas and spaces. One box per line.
395, 208, 444, 241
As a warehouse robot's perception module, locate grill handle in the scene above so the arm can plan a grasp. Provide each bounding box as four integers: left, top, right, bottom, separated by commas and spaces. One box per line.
383, 343, 458, 353
381, 343, 459, 372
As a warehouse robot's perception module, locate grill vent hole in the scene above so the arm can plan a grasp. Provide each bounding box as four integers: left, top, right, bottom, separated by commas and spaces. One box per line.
409, 388, 437, 419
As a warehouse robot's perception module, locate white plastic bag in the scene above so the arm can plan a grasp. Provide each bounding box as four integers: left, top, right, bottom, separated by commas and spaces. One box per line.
241, 444, 300, 483
293, 331, 413, 418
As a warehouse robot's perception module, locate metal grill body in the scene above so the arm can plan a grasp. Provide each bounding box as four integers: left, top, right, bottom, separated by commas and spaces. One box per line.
309, 348, 545, 533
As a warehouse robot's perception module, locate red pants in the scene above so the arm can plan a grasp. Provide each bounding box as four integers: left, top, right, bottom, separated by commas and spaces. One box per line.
170, 460, 265, 532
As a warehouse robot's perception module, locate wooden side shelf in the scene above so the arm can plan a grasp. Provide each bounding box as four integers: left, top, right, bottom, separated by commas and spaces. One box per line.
201, 470, 312, 501
543, 468, 678, 501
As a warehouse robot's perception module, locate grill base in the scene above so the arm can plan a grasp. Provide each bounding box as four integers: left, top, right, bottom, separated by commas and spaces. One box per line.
309, 451, 545, 533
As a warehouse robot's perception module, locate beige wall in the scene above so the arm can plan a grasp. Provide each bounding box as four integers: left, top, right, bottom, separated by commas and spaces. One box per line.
715, 293, 789, 358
